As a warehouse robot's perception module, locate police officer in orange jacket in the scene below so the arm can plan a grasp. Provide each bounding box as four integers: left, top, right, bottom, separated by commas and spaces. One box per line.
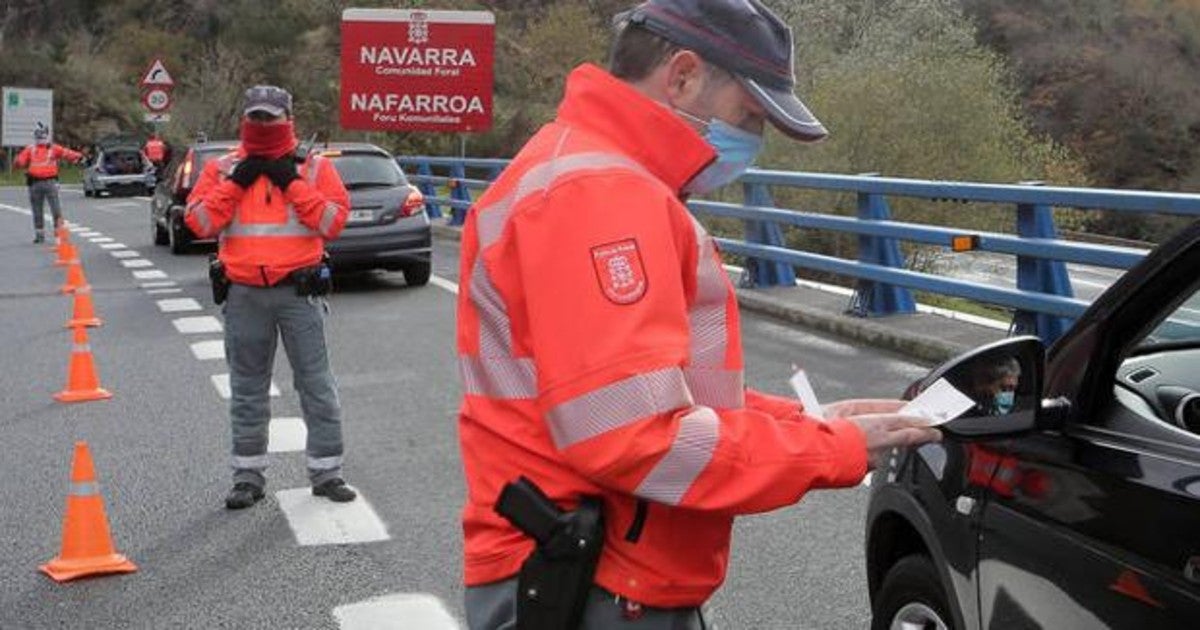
15, 123, 83, 243
186, 85, 356, 509
144, 133, 166, 171
458, 1, 942, 627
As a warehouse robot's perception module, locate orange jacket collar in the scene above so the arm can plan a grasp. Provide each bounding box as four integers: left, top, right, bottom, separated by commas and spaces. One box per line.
556, 64, 715, 194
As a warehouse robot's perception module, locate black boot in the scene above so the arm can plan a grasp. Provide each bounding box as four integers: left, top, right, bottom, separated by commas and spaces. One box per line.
225, 482, 265, 510
33, 231, 44, 244
312, 478, 357, 503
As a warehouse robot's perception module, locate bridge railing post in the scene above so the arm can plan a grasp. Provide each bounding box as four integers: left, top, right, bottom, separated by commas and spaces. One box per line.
416, 159, 441, 219
1014, 196, 1075, 344
448, 161, 471, 226
738, 182, 796, 288
850, 192, 916, 316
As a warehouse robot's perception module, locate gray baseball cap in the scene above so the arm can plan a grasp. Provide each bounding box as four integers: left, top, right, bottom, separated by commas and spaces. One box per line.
623, 0, 827, 142
243, 85, 292, 117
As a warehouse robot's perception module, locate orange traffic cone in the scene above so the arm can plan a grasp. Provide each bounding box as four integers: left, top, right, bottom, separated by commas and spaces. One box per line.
54, 241, 79, 267
65, 284, 103, 328
60, 260, 88, 294
54, 326, 112, 403
40, 441, 137, 582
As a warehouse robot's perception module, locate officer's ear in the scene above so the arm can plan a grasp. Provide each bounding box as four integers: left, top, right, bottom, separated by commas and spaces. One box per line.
664, 50, 707, 108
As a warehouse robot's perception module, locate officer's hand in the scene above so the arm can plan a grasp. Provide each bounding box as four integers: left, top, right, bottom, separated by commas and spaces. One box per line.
826, 399, 941, 470
262, 158, 299, 190
229, 158, 266, 188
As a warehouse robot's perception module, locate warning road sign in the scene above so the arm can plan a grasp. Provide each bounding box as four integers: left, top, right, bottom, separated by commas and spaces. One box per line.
139, 59, 174, 88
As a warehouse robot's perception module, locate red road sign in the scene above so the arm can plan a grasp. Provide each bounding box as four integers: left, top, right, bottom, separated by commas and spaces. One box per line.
139, 59, 174, 88
141, 88, 172, 112
340, 9, 494, 133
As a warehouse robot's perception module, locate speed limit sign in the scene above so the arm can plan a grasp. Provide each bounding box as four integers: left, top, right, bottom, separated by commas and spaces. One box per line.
141, 88, 172, 112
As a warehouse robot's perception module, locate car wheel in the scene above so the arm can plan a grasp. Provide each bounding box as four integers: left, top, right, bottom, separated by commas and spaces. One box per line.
871, 555, 954, 630
83, 184, 93, 198
152, 213, 169, 246
168, 213, 191, 255
402, 262, 431, 287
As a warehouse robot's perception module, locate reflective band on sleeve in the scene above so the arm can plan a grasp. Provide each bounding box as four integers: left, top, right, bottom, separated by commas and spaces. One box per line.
635, 406, 720, 505
189, 203, 213, 235
688, 217, 730, 368
471, 259, 514, 357
318, 203, 339, 236
546, 368, 693, 449
232, 454, 269, 469
307, 455, 343, 471
683, 367, 744, 409
459, 354, 537, 400
70, 481, 99, 496
306, 156, 322, 184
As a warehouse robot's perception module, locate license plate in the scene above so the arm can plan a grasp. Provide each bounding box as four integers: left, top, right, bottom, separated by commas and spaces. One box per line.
349, 209, 375, 223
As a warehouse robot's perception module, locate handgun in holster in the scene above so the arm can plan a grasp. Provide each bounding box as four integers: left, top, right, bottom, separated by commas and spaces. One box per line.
494, 476, 604, 630
208, 254, 230, 305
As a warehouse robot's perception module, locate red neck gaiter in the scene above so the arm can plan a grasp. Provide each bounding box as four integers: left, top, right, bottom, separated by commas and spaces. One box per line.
240, 120, 298, 159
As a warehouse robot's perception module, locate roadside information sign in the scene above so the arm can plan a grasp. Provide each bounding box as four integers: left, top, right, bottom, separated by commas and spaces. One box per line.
2, 87, 53, 148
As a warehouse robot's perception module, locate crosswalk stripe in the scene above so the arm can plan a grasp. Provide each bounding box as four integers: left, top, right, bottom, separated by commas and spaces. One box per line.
276, 488, 390, 546
157, 298, 203, 313
189, 340, 225, 361
121, 259, 155, 268
210, 374, 279, 399
334, 594, 459, 630
133, 269, 169, 280
268, 417, 306, 452
172, 316, 222, 334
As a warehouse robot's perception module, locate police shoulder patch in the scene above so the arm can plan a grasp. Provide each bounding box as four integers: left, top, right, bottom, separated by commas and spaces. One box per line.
591, 238, 648, 305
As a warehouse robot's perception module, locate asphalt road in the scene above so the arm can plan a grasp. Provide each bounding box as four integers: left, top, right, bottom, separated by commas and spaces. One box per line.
0, 185, 930, 629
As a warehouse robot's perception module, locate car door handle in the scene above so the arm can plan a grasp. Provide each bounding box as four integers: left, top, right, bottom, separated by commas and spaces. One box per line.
1185, 556, 1200, 584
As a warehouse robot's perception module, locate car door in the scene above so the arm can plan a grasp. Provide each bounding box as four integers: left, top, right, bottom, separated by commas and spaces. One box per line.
974, 222, 1200, 629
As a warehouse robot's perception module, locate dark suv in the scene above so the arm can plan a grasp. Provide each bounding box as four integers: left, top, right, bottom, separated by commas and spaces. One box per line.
866, 220, 1200, 629
150, 140, 237, 254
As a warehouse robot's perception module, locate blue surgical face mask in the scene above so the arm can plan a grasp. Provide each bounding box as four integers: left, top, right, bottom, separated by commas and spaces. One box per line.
676, 108, 764, 195
994, 390, 1015, 414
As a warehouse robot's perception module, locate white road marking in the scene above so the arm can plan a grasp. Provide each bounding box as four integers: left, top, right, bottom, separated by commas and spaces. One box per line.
268, 417, 306, 452
334, 593, 459, 630
89, 236, 115, 243
111, 250, 140, 258
430, 274, 459, 295
102, 201, 143, 209
146, 288, 182, 295
189, 340, 225, 361
133, 269, 168, 280
276, 488, 390, 546
121, 259, 155, 268
0, 203, 31, 216
210, 374, 279, 399
157, 298, 203, 313
79, 232, 102, 237
100, 243, 127, 250
173, 316, 222, 334
141, 281, 177, 288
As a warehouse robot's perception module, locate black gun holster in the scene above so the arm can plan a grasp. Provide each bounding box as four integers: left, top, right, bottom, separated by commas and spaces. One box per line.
494, 477, 604, 630
208, 254, 230, 305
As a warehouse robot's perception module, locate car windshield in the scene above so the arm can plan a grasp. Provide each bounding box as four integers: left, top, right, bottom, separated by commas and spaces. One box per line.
328, 153, 407, 189
1138, 289, 1200, 349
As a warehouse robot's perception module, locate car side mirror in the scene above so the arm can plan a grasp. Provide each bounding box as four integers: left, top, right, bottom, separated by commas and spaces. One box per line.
909, 336, 1057, 438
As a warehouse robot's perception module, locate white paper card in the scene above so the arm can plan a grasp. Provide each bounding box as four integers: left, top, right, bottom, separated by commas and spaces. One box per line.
900, 378, 976, 426
789, 368, 824, 420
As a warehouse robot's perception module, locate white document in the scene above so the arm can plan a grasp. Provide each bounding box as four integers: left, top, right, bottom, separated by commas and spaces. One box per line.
789, 367, 825, 421
899, 378, 976, 426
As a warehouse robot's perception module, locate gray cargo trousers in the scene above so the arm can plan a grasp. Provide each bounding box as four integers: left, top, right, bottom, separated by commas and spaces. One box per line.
466, 578, 710, 630
28, 179, 63, 233
223, 283, 344, 488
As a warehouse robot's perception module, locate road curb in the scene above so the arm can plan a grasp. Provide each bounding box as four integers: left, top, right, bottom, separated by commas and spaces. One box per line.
433, 223, 973, 365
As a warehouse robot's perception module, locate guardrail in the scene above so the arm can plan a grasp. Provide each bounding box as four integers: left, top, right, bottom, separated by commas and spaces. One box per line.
398, 156, 1200, 344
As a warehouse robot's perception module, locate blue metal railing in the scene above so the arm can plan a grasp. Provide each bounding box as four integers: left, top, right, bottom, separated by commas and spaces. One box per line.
398, 155, 1200, 344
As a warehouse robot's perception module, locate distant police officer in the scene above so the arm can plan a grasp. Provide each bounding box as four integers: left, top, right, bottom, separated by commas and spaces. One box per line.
15, 123, 82, 243
185, 86, 356, 509
144, 133, 166, 171
456, 1, 942, 628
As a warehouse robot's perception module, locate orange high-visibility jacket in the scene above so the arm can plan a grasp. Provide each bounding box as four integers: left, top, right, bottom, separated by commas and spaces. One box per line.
15, 143, 82, 179
457, 64, 868, 608
185, 147, 349, 286
144, 138, 165, 162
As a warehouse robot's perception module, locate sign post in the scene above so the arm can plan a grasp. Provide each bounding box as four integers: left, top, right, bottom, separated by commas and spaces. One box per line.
340, 9, 495, 133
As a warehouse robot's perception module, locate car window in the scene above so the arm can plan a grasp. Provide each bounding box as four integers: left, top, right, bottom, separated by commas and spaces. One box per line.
327, 153, 408, 189
1116, 283, 1200, 436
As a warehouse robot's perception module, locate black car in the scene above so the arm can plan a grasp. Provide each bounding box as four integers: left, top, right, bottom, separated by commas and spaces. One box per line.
318, 143, 430, 285
150, 140, 237, 254
865, 220, 1200, 629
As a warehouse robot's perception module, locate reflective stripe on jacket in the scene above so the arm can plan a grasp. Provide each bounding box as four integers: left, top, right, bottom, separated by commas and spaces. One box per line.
456, 64, 868, 608
15, 143, 82, 179
184, 147, 349, 286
